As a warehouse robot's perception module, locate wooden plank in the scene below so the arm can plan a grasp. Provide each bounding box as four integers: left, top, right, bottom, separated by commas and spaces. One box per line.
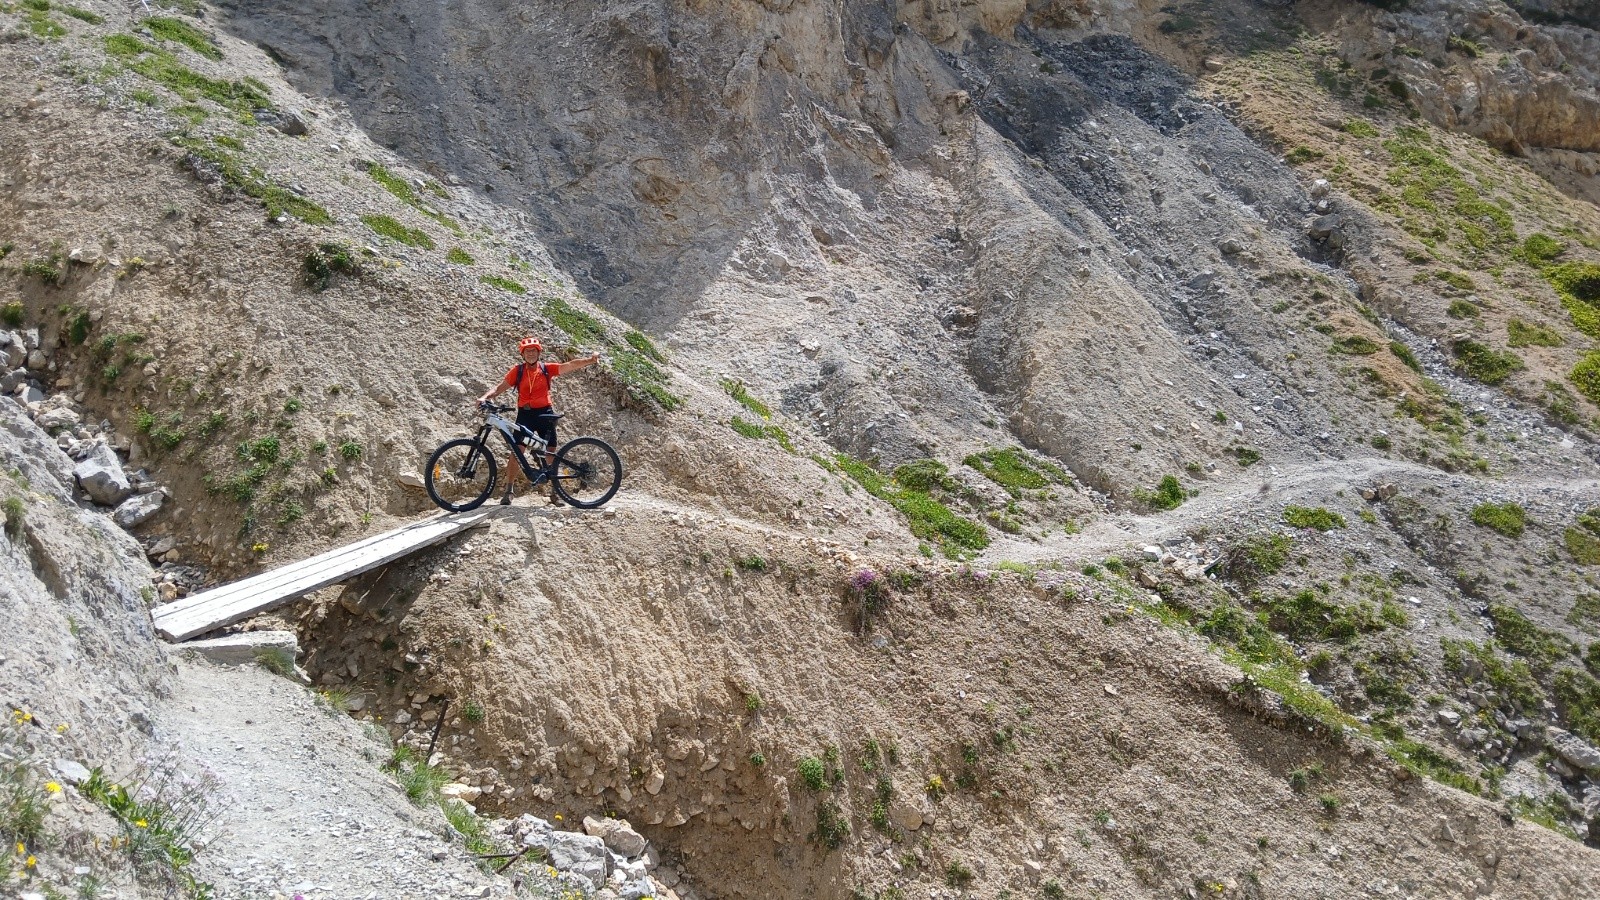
153, 510, 495, 642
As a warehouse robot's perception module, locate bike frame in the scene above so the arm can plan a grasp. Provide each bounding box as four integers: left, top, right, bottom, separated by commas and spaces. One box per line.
479, 410, 552, 484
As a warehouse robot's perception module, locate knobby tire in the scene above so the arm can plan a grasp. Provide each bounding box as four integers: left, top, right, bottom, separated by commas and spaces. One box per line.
425, 438, 499, 512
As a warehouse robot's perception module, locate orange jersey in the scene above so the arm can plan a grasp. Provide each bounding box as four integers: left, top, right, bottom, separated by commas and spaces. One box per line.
503, 362, 565, 408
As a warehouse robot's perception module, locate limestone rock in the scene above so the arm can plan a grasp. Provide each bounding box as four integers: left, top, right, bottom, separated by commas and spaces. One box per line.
585, 815, 649, 858
889, 800, 926, 831
182, 631, 301, 667
549, 830, 611, 886
73, 443, 132, 506
113, 491, 165, 528
1546, 727, 1600, 773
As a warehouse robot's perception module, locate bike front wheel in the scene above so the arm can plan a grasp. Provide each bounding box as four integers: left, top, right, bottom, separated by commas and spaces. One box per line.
425, 438, 499, 512
552, 437, 622, 509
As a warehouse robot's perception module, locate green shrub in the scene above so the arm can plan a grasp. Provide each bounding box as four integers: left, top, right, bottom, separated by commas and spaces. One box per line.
172, 137, 329, 223
542, 296, 605, 345
1221, 532, 1291, 585
1343, 119, 1379, 138
461, 700, 486, 724
1332, 335, 1381, 355
1486, 604, 1574, 670
1389, 341, 1421, 372
1234, 446, 1262, 466
2, 496, 23, 540
1433, 270, 1475, 291
21, 254, 64, 286
1470, 502, 1526, 538
110, 37, 272, 120
624, 330, 665, 363
365, 163, 459, 233
1507, 319, 1563, 348
1283, 506, 1345, 531
964, 447, 1064, 496
1571, 351, 1600, 406
797, 757, 827, 792
302, 243, 360, 291
1285, 146, 1324, 164
1544, 261, 1600, 339
479, 274, 525, 294
1135, 475, 1186, 511
338, 440, 362, 460
893, 459, 960, 493
1567, 527, 1600, 565
1446, 299, 1479, 319
1199, 603, 1298, 665
720, 378, 772, 419
0, 301, 22, 327
1517, 233, 1564, 265
813, 801, 850, 849
944, 860, 975, 887
836, 455, 988, 557
362, 214, 433, 249
1264, 590, 1388, 643
1451, 339, 1522, 385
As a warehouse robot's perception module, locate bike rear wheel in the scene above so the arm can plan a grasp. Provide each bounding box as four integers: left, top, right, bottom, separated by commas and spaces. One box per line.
552, 436, 622, 509
425, 438, 499, 512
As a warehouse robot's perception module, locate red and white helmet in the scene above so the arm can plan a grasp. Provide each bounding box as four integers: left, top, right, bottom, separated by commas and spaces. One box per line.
518, 336, 543, 353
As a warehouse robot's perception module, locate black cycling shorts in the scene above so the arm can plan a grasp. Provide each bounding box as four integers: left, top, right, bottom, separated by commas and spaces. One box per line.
516, 406, 557, 449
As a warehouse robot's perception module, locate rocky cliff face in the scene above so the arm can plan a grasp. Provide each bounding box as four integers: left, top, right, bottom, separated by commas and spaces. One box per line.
5, 1, 1600, 897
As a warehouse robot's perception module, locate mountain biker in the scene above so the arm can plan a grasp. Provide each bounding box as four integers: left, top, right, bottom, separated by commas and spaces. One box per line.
477, 336, 601, 506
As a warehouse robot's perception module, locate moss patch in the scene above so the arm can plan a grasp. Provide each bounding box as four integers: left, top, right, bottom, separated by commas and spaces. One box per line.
1470, 502, 1526, 538
173, 137, 329, 224
361, 214, 433, 249
963, 448, 1066, 497
1283, 506, 1345, 531
1506, 319, 1563, 348
836, 455, 988, 558
1451, 339, 1523, 385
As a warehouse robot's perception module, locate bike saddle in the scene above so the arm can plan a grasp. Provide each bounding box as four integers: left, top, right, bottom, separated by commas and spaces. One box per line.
530, 412, 564, 422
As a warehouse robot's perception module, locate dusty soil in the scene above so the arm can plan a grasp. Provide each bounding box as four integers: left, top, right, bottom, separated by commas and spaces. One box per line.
3, 1, 1600, 899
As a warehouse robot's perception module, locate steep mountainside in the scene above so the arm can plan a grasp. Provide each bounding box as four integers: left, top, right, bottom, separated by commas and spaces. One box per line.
4, 1, 1600, 898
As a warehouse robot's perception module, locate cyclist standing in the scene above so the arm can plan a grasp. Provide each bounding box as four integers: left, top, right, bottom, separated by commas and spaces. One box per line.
477, 337, 600, 505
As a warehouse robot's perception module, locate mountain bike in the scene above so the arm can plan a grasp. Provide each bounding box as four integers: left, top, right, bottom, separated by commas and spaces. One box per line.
423, 402, 622, 511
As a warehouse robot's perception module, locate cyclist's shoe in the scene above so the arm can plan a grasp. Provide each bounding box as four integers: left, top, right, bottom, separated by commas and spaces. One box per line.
499, 486, 513, 506
547, 488, 565, 507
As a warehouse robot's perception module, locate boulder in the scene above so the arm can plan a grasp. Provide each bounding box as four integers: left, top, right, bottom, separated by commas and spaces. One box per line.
1307, 214, 1345, 249
34, 405, 76, 432
889, 800, 926, 832
73, 443, 132, 506
440, 782, 482, 803
621, 877, 658, 900
548, 830, 611, 886
113, 491, 165, 528
1546, 727, 1600, 773
585, 815, 648, 857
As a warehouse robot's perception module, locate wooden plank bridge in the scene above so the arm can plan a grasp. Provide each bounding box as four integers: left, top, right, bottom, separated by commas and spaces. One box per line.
152, 510, 496, 642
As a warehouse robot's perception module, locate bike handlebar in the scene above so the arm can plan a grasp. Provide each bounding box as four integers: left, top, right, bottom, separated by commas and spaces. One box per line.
478, 401, 513, 414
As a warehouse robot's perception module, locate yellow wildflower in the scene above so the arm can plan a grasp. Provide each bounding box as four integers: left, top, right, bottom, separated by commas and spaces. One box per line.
552, 814, 562, 821
55, 723, 68, 733
44, 782, 61, 794
25, 854, 36, 868
14, 842, 24, 855
135, 819, 148, 829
